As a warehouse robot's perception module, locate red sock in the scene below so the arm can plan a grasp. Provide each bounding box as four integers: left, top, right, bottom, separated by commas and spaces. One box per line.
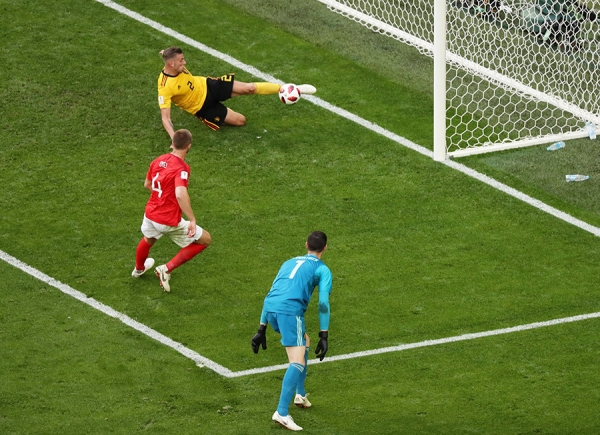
135, 239, 153, 270
166, 244, 207, 272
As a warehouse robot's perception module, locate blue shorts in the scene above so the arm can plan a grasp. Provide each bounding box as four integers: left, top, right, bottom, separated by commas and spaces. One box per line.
265, 312, 306, 347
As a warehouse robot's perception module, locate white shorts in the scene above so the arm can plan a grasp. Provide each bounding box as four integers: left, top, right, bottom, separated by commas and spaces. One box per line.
141, 215, 204, 248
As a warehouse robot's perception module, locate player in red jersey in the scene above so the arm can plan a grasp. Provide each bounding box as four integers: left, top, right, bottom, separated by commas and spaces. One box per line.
132, 129, 212, 292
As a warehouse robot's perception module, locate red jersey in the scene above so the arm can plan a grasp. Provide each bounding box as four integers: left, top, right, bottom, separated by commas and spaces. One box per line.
144, 153, 191, 226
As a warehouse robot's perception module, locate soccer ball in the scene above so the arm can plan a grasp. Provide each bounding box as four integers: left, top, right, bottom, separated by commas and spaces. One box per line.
279, 84, 301, 105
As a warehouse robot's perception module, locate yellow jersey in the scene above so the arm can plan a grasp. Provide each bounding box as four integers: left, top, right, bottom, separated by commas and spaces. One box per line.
157, 67, 208, 115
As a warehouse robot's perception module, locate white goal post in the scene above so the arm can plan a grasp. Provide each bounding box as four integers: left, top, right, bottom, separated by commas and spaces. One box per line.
317, 0, 600, 159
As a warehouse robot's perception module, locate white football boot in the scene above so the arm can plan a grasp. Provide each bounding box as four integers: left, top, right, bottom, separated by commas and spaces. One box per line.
294, 394, 312, 408
296, 84, 317, 95
131, 258, 155, 278
272, 411, 303, 431
154, 264, 171, 292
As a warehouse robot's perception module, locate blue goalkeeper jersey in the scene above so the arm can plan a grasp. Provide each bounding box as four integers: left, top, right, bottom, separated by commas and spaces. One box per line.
261, 254, 332, 329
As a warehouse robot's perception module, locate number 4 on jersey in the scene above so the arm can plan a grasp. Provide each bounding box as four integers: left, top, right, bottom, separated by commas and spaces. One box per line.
151, 173, 163, 198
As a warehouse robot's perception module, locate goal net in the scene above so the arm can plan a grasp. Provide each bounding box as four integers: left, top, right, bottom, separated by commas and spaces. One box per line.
318, 0, 600, 159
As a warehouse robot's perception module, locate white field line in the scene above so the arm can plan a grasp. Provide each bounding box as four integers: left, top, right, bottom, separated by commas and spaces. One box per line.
4, 0, 593, 378
231, 311, 600, 377
95, 0, 600, 238
4, 244, 600, 378
0, 249, 233, 377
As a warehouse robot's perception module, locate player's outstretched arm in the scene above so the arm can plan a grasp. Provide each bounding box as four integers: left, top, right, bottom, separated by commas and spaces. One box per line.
161, 107, 175, 139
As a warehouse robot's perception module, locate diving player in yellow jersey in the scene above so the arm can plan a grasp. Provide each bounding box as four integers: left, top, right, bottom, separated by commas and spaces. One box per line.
158, 46, 317, 137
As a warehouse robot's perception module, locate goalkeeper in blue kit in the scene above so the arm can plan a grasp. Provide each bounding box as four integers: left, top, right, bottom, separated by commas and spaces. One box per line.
251, 231, 332, 432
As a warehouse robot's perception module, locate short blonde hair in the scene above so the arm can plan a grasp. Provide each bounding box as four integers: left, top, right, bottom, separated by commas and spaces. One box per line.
162, 46, 183, 62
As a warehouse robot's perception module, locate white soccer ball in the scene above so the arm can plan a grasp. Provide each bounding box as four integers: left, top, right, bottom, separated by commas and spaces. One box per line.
279, 83, 301, 105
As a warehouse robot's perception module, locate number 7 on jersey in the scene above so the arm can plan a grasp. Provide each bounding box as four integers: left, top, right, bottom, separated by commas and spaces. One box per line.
289, 260, 306, 279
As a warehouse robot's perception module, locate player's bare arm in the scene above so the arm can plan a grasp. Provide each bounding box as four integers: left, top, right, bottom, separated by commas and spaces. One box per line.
175, 185, 196, 237
161, 107, 175, 139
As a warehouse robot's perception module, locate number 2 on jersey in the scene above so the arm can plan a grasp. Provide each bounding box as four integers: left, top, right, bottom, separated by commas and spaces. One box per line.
289, 260, 306, 279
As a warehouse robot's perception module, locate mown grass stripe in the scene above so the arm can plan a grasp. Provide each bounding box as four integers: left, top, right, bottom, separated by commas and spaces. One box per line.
96, 0, 600, 238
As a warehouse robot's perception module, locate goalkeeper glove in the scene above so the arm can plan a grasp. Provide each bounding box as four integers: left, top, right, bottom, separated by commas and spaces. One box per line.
251, 324, 267, 354
315, 331, 328, 361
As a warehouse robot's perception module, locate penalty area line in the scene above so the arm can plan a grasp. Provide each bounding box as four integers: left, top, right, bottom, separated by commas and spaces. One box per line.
4, 244, 600, 378
0, 249, 233, 377
231, 310, 600, 377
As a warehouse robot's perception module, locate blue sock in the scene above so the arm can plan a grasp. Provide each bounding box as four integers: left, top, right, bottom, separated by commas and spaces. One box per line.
277, 362, 305, 416
296, 347, 309, 397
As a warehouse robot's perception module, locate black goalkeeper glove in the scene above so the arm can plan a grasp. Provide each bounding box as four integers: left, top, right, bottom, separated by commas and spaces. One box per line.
315, 331, 329, 361
251, 324, 267, 354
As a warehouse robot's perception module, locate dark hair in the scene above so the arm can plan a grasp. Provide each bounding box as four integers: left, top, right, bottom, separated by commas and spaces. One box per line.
172, 129, 192, 150
307, 231, 327, 252
162, 46, 183, 62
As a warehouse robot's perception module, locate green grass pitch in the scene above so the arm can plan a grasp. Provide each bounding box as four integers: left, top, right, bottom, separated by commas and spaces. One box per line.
2, 0, 600, 434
